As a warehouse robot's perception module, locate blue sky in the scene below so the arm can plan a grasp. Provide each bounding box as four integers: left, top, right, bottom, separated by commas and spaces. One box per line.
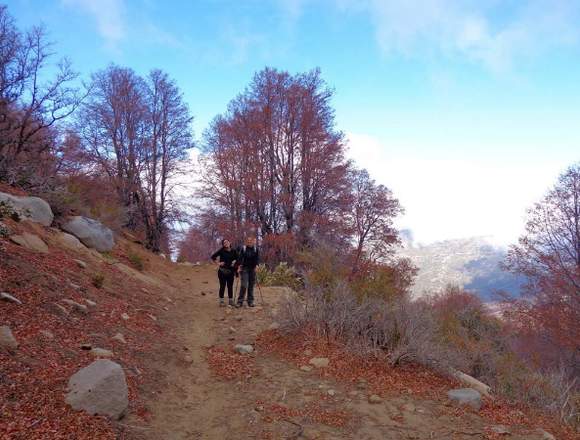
7, 0, 580, 244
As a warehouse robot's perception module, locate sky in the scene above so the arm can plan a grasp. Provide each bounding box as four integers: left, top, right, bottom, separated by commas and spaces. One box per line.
7, 0, 580, 245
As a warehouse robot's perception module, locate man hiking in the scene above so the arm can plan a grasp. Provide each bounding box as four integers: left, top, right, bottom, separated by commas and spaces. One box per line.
236, 236, 260, 308
211, 239, 238, 307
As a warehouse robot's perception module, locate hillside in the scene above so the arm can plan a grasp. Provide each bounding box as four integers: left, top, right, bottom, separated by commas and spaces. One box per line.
397, 237, 525, 301
1, 193, 574, 439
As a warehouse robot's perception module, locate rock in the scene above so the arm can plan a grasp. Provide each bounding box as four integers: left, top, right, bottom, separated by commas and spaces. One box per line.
61, 216, 114, 252
228, 327, 236, 334
147, 314, 157, 321
0, 325, 18, 350
112, 333, 126, 344
402, 403, 416, 413
348, 391, 359, 398
235, 316, 243, 321
10, 233, 49, 253
536, 429, 556, 440
57, 232, 86, 251
327, 389, 336, 396
309, 357, 330, 368
1, 291, 22, 305
447, 388, 482, 411
368, 394, 383, 404
268, 322, 280, 330
84, 299, 97, 307
91, 348, 114, 358
121, 313, 129, 320
62, 299, 89, 315
74, 259, 87, 269
0, 192, 54, 226
184, 355, 193, 363
65, 359, 128, 419
255, 405, 264, 412
491, 425, 510, 435
300, 365, 313, 372
40, 330, 55, 340
234, 344, 254, 354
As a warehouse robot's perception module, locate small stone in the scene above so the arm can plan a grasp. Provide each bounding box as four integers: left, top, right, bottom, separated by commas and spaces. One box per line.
348, 391, 359, 398
90, 348, 113, 358
234, 344, 254, 354
368, 394, 383, 404
228, 327, 236, 334
447, 388, 482, 411
74, 259, 87, 269
269, 322, 280, 330
40, 330, 55, 340
491, 425, 510, 435
255, 405, 264, 412
0, 325, 18, 350
184, 355, 193, 364
236, 316, 243, 321
84, 299, 97, 307
402, 403, 416, 413
309, 357, 329, 368
537, 429, 556, 440
327, 389, 336, 396
1, 291, 22, 305
147, 314, 157, 321
121, 313, 129, 320
112, 333, 126, 344
62, 299, 89, 315
300, 365, 313, 372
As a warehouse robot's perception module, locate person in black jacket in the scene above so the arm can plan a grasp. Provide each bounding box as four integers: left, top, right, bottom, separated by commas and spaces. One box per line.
211, 239, 238, 306
236, 236, 260, 308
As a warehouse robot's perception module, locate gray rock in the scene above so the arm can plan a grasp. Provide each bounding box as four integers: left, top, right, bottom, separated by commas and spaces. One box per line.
447, 388, 482, 410
268, 322, 280, 330
327, 389, 336, 396
90, 348, 114, 358
309, 357, 330, 368
300, 365, 313, 372
121, 313, 129, 320
112, 333, 126, 344
228, 326, 236, 334
10, 233, 48, 253
0, 325, 18, 350
536, 429, 556, 440
0, 192, 54, 226
368, 394, 383, 404
234, 344, 254, 354
65, 359, 128, 419
62, 299, 89, 315
61, 216, 114, 252
1, 291, 22, 305
56, 232, 86, 251
491, 425, 510, 435
84, 299, 97, 308
74, 259, 87, 269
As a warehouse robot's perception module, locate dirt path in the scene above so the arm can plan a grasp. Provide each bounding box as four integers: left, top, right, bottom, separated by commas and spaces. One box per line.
127, 265, 551, 440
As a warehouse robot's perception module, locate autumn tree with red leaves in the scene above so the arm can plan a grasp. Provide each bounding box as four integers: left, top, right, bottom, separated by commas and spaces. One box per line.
505, 163, 580, 369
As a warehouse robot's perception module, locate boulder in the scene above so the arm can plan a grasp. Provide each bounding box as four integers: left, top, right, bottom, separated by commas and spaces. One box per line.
10, 233, 49, 253
90, 348, 114, 358
61, 216, 114, 252
0, 325, 18, 350
56, 232, 86, 251
0, 192, 54, 226
309, 357, 330, 368
65, 359, 128, 420
447, 388, 482, 410
234, 344, 254, 354
62, 299, 89, 315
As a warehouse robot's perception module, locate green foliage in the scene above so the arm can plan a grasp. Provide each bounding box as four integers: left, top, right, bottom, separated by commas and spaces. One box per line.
128, 251, 145, 271
256, 263, 302, 290
0, 201, 22, 221
92, 273, 105, 289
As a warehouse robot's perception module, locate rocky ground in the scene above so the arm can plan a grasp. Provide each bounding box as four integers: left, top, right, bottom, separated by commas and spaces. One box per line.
0, 202, 575, 439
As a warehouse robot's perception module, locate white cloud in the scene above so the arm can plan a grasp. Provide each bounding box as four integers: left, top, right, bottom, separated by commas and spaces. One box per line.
346, 132, 566, 245
337, 0, 580, 72
62, 0, 125, 48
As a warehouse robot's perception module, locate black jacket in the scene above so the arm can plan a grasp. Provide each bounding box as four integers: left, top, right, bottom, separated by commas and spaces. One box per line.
237, 245, 259, 270
211, 247, 238, 269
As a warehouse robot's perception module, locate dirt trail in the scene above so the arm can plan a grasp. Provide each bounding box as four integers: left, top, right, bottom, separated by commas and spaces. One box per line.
128, 265, 551, 440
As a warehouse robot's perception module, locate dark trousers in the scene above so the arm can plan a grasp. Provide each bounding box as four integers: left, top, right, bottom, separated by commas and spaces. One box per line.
238, 268, 256, 304
217, 268, 235, 299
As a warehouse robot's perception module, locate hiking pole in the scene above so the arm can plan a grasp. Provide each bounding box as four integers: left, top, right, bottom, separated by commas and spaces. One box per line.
234, 273, 240, 306
256, 277, 266, 306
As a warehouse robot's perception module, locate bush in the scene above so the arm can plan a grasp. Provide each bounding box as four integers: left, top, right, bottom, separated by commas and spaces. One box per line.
92, 273, 105, 289
128, 251, 145, 271
256, 262, 302, 290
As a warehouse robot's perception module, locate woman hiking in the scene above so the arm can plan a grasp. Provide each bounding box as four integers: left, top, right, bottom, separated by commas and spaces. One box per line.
210, 239, 238, 307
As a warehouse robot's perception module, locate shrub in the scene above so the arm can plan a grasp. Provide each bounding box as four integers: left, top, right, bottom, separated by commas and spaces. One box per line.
256, 262, 302, 290
92, 273, 105, 289
128, 251, 145, 271
0, 221, 10, 237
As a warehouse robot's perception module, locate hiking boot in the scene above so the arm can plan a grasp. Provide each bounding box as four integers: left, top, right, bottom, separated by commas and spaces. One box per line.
228, 299, 235, 307
248, 303, 255, 308
235, 302, 244, 308
219, 298, 225, 307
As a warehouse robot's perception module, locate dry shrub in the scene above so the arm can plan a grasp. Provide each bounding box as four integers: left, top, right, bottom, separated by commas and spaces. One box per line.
128, 251, 145, 271
91, 273, 105, 289
256, 263, 302, 290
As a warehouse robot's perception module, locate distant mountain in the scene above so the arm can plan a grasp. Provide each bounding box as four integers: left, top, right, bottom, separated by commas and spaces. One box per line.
396, 237, 525, 302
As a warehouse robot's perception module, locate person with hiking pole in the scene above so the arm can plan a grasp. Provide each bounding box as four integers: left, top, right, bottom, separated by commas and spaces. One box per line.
211, 239, 238, 307
236, 236, 260, 308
